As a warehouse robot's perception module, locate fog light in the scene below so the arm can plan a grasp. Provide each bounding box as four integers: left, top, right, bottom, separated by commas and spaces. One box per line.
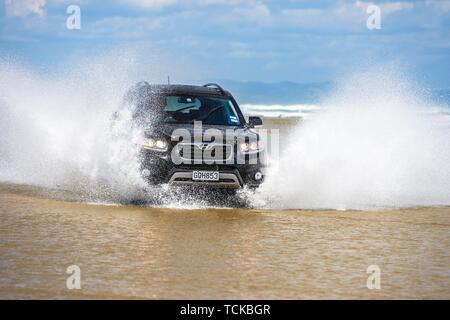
254, 172, 263, 181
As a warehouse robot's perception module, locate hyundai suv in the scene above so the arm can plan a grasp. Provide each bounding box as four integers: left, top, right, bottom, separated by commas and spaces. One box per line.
123, 82, 267, 189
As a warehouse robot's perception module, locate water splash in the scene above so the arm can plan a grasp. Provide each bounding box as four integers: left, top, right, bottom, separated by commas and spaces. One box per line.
0, 53, 149, 202
254, 66, 450, 210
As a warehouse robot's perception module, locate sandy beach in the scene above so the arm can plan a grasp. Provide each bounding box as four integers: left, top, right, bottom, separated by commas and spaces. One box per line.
0, 183, 448, 299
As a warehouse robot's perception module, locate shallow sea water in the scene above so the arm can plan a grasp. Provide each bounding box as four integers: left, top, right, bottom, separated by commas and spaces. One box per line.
0, 184, 449, 299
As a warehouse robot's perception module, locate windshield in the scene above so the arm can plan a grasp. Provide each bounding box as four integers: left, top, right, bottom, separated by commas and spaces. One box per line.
163, 95, 242, 126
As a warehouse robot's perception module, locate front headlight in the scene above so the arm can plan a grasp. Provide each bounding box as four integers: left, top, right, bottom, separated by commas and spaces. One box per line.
239, 140, 263, 153
142, 137, 168, 152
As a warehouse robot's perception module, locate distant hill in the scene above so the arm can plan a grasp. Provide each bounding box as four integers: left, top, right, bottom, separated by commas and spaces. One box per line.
200, 80, 450, 106
216, 80, 332, 105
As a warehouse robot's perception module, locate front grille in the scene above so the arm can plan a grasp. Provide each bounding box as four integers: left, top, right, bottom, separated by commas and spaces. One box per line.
176, 143, 233, 162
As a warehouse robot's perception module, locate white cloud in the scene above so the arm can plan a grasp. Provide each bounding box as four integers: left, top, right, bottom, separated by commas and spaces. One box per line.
118, 0, 258, 10
90, 15, 164, 38
216, 2, 271, 26
228, 42, 252, 58
355, 1, 414, 16
280, 3, 365, 31
381, 2, 414, 15
280, 1, 415, 31
425, 0, 450, 13
5, 0, 47, 17
118, 0, 178, 9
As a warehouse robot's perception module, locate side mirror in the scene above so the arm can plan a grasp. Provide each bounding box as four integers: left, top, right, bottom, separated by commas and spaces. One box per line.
248, 116, 263, 127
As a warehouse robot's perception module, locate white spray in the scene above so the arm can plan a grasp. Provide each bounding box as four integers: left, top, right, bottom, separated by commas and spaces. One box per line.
255, 67, 450, 210
0, 54, 147, 202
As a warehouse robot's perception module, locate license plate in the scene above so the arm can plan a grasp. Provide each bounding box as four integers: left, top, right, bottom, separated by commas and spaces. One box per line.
192, 171, 219, 181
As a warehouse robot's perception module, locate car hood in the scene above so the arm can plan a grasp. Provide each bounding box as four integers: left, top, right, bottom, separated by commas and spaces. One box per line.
145, 123, 258, 142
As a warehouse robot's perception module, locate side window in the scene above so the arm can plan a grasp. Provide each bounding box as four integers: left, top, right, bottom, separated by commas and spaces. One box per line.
227, 100, 241, 124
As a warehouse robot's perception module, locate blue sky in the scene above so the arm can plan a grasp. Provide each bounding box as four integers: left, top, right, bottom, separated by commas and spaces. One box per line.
1, 0, 450, 88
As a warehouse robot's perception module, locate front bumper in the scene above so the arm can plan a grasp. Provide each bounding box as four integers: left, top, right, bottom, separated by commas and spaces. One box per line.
140, 149, 266, 189
168, 171, 243, 189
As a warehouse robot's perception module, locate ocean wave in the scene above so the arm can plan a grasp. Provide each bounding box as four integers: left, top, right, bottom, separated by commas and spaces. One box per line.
241, 103, 321, 118
242, 102, 450, 121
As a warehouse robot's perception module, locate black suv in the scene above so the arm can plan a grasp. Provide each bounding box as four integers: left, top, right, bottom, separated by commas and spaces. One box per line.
123, 82, 267, 189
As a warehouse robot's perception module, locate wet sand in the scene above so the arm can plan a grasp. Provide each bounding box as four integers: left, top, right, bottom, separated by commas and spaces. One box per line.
0, 183, 449, 299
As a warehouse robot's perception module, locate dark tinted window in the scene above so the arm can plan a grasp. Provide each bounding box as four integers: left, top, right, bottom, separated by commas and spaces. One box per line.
163, 95, 241, 126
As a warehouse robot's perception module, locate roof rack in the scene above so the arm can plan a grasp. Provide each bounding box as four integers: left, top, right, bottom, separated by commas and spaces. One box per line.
203, 83, 225, 94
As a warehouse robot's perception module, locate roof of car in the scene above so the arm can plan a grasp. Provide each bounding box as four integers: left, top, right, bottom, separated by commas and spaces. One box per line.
135, 83, 232, 97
